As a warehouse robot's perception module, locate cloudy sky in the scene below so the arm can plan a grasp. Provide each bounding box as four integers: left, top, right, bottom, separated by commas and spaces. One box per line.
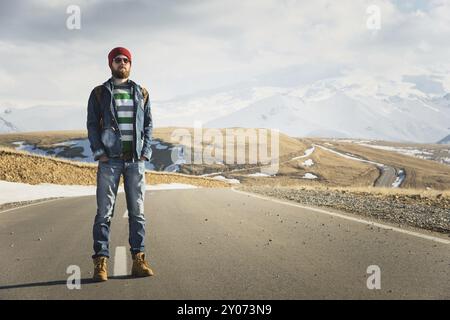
1, 0, 449, 109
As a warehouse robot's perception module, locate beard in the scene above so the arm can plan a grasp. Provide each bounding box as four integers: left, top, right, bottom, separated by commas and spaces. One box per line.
111, 66, 130, 79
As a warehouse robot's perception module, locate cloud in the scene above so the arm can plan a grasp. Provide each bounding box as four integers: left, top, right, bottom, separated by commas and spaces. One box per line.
0, 0, 449, 107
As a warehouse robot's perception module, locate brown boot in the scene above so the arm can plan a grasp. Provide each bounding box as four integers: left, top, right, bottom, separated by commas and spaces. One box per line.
131, 252, 154, 277
93, 256, 108, 282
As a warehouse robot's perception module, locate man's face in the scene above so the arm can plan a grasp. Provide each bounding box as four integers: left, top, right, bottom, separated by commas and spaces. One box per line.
111, 54, 131, 79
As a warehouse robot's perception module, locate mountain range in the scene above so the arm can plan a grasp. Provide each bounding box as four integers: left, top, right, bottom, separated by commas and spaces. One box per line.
1, 69, 449, 144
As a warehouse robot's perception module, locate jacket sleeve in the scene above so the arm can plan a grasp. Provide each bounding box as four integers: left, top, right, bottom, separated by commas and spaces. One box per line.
140, 88, 153, 161
86, 88, 106, 160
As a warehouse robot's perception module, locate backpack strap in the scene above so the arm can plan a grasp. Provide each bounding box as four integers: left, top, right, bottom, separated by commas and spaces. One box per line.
93, 85, 104, 129
94, 85, 103, 105
141, 87, 149, 106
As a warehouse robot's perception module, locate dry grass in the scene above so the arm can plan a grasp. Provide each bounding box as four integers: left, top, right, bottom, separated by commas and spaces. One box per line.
359, 139, 448, 150
228, 141, 379, 188
0, 130, 88, 148
157, 126, 308, 163
311, 139, 450, 190
1, 129, 449, 191
0, 127, 305, 159
157, 127, 310, 175
280, 146, 379, 186
0, 146, 231, 188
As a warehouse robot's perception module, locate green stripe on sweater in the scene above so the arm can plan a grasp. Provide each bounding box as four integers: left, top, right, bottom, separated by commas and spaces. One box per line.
118, 117, 133, 124
114, 93, 132, 100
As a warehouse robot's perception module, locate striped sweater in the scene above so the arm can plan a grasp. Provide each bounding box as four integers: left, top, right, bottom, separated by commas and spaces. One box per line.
112, 82, 134, 155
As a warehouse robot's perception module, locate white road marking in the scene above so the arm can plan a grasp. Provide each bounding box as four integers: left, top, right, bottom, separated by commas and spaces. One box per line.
231, 188, 450, 245
113, 246, 128, 276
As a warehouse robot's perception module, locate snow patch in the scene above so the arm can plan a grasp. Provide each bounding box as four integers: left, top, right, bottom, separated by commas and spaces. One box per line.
12, 141, 48, 156
392, 169, 406, 188
148, 183, 199, 190
302, 173, 318, 180
291, 146, 315, 160
247, 172, 274, 177
211, 176, 240, 184
12, 139, 94, 162
301, 159, 314, 167
441, 157, 450, 164
358, 143, 435, 160
315, 144, 385, 167
155, 143, 168, 150
0, 180, 199, 205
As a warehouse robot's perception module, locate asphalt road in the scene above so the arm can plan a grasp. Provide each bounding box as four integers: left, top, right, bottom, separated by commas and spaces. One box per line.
0, 187, 448, 299
374, 165, 397, 187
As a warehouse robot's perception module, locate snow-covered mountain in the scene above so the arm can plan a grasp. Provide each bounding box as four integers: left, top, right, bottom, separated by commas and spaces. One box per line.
0, 115, 19, 132
203, 77, 450, 143
438, 134, 450, 144
1, 70, 450, 144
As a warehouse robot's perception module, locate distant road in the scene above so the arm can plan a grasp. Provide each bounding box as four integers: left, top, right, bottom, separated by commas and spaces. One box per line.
315, 144, 402, 188
374, 166, 397, 187
0, 188, 448, 299
203, 143, 403, 188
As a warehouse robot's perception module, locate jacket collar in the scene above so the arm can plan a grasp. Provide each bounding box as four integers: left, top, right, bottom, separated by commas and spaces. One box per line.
103, 77, 138, 91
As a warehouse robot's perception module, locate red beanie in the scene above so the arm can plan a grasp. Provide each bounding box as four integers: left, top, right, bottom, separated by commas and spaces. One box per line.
108, 47, 132, 67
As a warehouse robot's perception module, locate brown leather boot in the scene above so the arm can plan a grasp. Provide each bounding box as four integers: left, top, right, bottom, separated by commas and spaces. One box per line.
93, 256, 108, 282
131, 252, 154, 277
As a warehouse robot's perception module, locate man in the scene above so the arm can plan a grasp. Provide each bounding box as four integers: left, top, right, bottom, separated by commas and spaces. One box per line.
87, 47, 154, 282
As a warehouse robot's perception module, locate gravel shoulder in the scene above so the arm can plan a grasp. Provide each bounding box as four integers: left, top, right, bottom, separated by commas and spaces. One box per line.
0, 198, 62, 212
236, 185, 450, 235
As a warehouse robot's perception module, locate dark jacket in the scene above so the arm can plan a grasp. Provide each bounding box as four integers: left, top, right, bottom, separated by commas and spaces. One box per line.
87, 78, 153, 161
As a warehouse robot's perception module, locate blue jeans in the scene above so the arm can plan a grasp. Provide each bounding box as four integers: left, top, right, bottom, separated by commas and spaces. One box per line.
92, 158, 147, 258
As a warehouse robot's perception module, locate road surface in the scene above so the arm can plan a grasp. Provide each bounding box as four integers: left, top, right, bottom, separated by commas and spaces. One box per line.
374, 166, 397, 187
0, 188, 448, 299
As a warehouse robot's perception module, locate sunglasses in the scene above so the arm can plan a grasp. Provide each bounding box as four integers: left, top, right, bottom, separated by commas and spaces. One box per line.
113, 57, 129, 64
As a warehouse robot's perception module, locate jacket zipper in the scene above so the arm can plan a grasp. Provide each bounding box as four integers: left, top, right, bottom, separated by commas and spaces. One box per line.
132, 84, 138, 161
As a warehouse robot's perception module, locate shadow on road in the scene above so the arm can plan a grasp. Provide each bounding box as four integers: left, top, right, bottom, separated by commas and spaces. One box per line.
0, 276, 135, 290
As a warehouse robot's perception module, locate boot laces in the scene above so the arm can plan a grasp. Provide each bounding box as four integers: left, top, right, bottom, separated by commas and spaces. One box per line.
95, 258, 106, 271
136, 254, 150, 268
